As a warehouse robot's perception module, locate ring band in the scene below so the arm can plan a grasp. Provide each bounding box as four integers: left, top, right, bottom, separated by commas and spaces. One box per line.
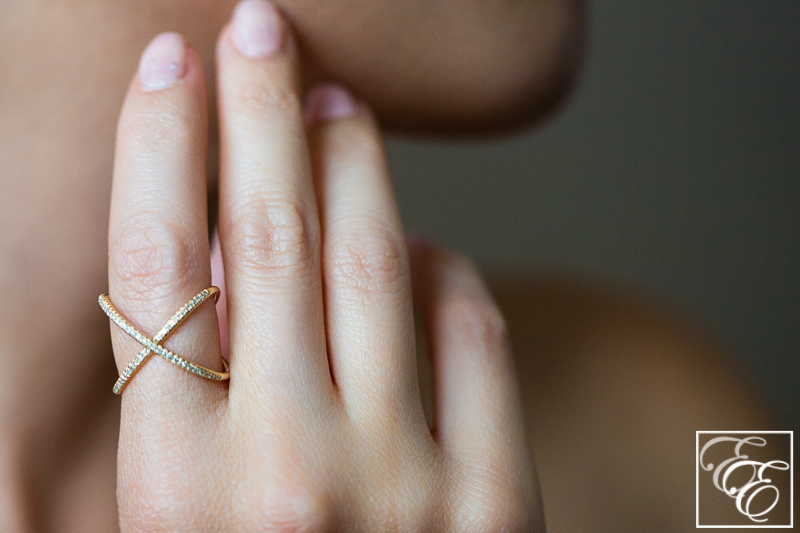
99, 287, 230, 394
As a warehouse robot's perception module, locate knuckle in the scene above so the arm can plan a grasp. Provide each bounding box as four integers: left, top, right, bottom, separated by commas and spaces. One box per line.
112, 218, 197, 304
443, 296, 509, 350
229, 79, 301, 117
356, 478, 431, 531
229, 199, 314, 281
122, 511, 184, 533
454, 483, 535, 533
328, 228, 407, 300
329, 123, 385, 172
232, 485, 335, 533
120, 465, 212, 532
123, 105, 197, 149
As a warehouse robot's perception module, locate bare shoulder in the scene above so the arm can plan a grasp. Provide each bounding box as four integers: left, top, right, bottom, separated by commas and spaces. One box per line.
488, 272, 781, 533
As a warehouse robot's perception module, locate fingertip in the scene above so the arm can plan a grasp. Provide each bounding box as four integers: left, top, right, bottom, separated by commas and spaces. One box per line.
182, 47, 209, 104
230, 0, 285, 59
304, 83, 360, 125
133, 32, 206, 105
214, 1, 303, 117
138, 32, 187, 92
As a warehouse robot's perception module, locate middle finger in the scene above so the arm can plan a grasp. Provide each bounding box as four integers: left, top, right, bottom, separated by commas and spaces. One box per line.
216, 0, 331, 407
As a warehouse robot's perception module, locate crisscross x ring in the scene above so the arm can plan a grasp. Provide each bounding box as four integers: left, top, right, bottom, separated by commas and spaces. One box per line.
99, 287, 230, 394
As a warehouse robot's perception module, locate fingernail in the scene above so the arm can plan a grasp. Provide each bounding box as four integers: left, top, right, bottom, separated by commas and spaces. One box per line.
304, 83, 358, 124
138, 33, 187, 92
231, 0, 284, 58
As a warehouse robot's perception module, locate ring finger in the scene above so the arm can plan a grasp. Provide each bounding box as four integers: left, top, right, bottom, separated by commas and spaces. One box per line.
307, 85, 423, 429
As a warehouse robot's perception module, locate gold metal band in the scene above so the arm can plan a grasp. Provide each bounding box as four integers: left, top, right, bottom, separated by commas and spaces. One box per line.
98, 287, 230, 394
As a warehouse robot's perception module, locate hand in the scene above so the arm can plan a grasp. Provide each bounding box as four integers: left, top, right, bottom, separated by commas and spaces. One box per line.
106, 1, 540, 530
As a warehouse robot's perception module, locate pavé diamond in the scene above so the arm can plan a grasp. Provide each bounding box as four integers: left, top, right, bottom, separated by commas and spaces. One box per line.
99, 287, 229, 394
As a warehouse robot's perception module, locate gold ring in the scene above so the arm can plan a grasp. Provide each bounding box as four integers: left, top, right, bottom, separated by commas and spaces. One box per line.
98, 287, 230, 394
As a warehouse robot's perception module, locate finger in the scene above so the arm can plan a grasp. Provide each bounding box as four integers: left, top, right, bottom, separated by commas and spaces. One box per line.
216, 0, 331, 405
307, 85, 422, 426
408, 243, 529, 461
108, 33, 225, 411
210, 231, 230, 362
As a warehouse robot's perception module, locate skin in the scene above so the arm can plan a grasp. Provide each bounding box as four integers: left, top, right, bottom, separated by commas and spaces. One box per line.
105, 5, 538, 530
0, 0, 783, 531
0, 0, 580, 529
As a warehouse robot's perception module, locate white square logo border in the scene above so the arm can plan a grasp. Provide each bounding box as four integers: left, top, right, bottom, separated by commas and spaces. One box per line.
696, 431, 793, 528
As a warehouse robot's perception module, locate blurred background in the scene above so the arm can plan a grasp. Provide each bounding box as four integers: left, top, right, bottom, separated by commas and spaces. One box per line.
387, 2, 799, 427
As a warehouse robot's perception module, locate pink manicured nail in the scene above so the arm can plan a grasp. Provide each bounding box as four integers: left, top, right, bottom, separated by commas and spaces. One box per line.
138, 33, 187, 92
304, 83, 358, 123
231, 0, 284, 58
